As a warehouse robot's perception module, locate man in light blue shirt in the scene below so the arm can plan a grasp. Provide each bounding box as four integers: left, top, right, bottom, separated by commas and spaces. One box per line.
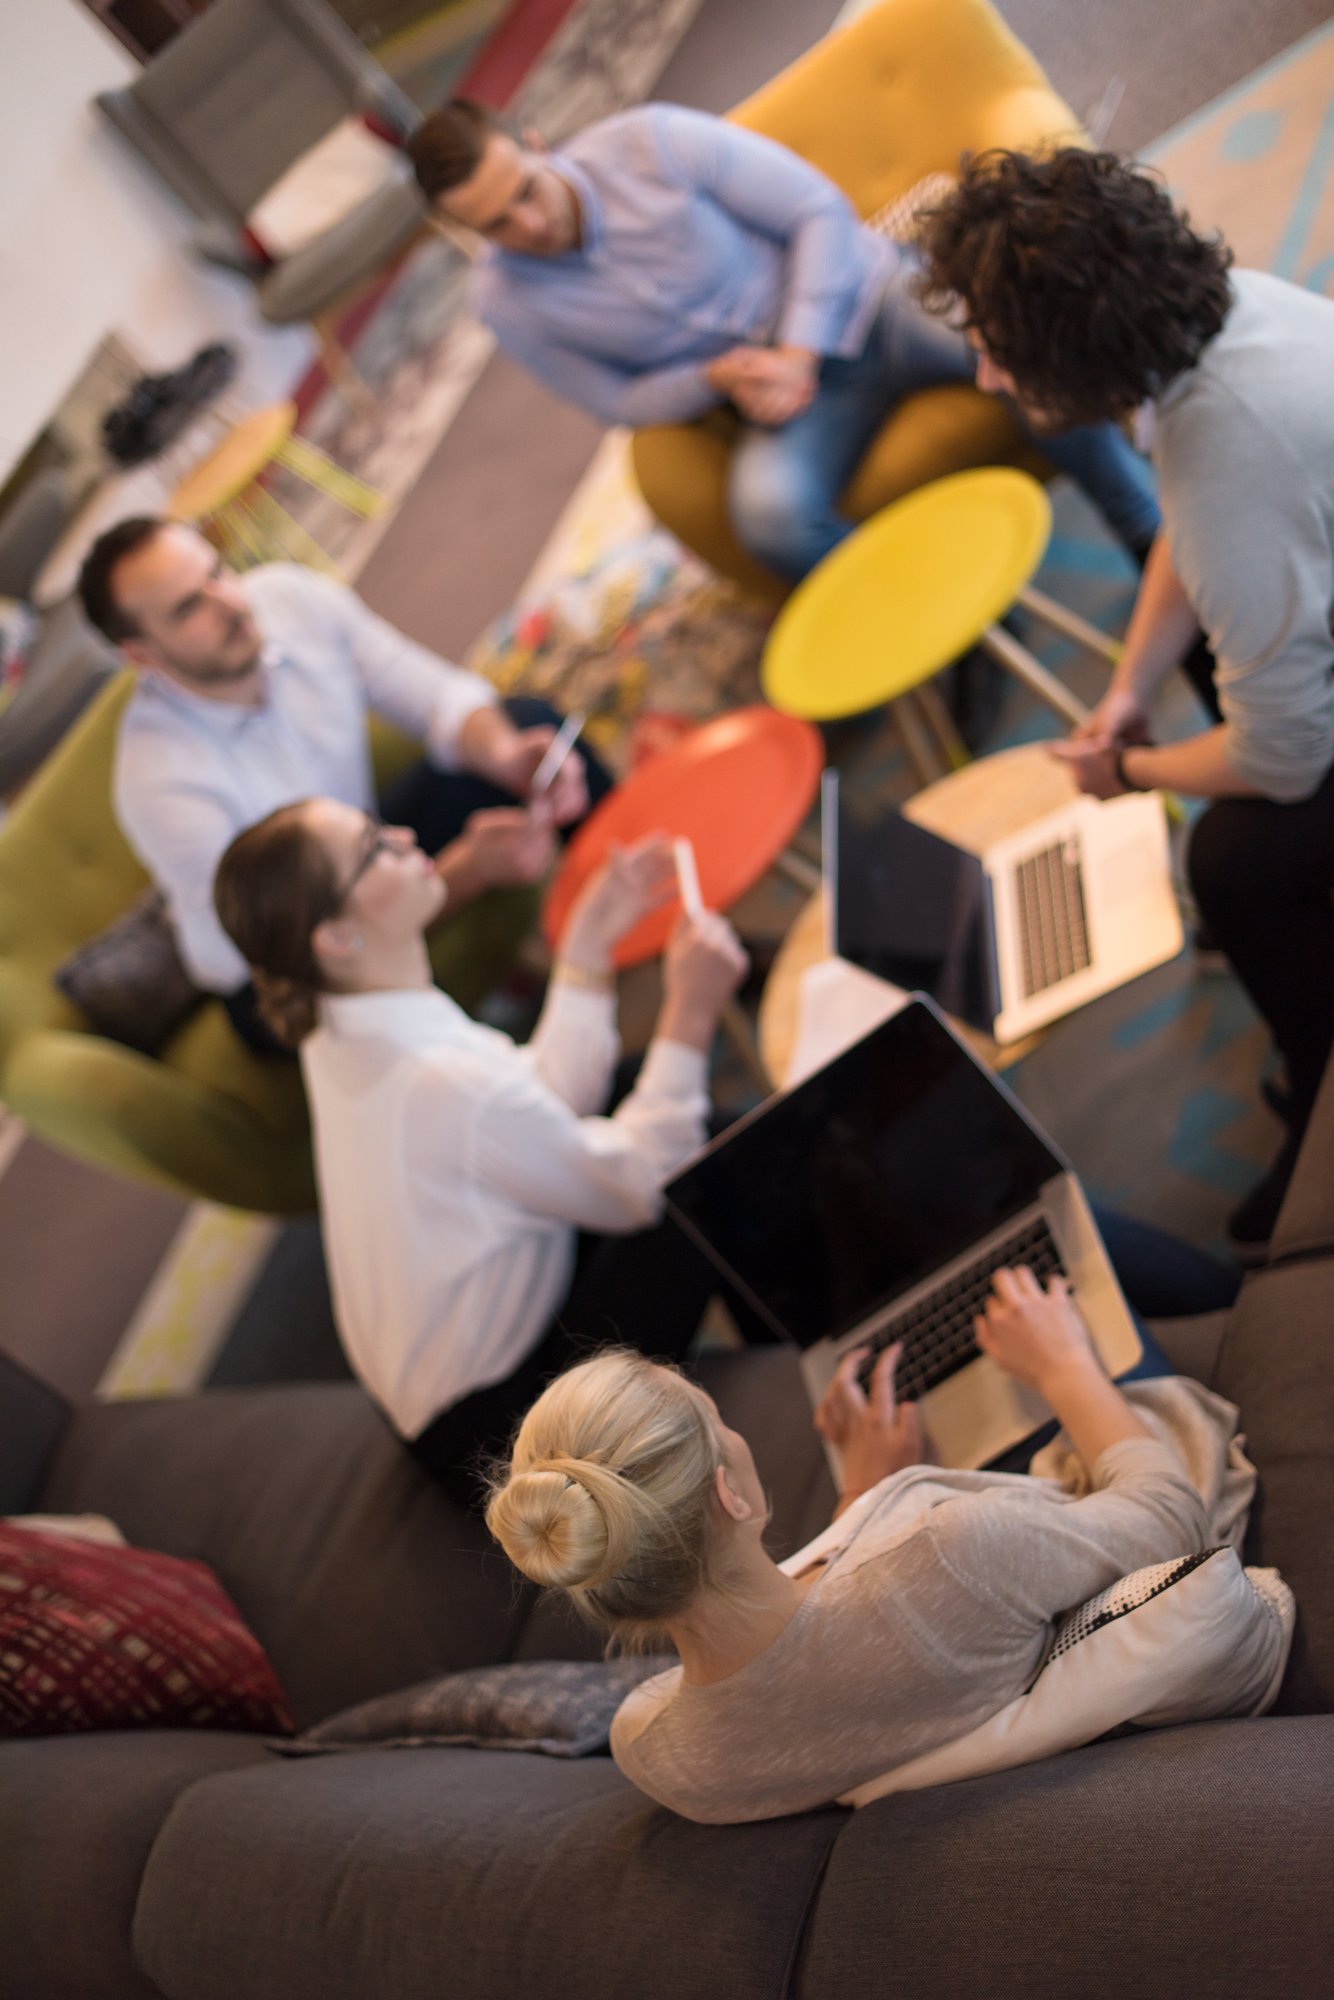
410, 99, 1159, 581
78, 518, 607, 1046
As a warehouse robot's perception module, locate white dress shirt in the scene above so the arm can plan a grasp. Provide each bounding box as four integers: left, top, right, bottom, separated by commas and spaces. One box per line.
113, 564, 498, 992
300, 979, 710, 1438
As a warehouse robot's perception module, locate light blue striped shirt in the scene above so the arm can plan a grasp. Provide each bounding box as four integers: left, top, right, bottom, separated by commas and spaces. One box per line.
471, 103, 896, 428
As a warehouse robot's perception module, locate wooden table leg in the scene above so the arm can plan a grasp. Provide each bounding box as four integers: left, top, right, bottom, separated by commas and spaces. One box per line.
1016, 584, 1122, 665
981, 623, 1090, 729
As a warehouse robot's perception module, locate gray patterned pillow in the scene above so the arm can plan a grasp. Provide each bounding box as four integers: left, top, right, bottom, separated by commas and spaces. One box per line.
54, 889, 203, 1054
273, 1656, 675, 1760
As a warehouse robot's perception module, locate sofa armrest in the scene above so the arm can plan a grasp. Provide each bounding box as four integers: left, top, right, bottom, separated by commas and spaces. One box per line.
0, 1349, 71, 1512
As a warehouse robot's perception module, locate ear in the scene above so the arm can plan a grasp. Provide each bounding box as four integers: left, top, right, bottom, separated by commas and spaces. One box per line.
521, 125, 547, 153
713, 1463, 755, 1525
311, 915, 361, 970
121, 636, 163, 673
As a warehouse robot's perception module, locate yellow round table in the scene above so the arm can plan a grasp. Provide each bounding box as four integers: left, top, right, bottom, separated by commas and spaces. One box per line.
762, 469, 1116, 777
168, 401, 384, 574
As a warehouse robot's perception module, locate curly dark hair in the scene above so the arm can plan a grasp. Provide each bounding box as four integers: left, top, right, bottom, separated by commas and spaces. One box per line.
915, 149, 1234, 426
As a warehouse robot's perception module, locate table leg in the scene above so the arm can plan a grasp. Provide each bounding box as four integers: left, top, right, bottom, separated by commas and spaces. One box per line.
244, 485, 343, 577
891, 692, 950, 787
913, 681, 970, 771
273, 434, 385, 520
981, 623, 1090, 729
1015, 584, 1122, 666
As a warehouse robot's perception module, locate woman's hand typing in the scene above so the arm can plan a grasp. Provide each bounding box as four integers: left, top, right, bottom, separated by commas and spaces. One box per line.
974, 1266, 1153, 1467
815, 1342, 925, 1517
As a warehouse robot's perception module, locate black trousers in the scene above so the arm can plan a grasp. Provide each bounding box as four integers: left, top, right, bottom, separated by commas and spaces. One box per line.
225, 697, 612, 1054
1187, 754, 1334, 1126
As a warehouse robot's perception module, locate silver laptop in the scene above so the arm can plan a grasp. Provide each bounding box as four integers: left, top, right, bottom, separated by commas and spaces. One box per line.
824, 770, 1183, 1045
665, 997, 1141, 1472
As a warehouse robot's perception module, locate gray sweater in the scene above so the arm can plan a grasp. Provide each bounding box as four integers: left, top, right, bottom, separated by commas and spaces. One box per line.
1154, 268, 1334, 801
612, 1380, 1252, 1823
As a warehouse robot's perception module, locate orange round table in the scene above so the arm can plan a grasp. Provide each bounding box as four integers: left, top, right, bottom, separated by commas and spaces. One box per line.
542, 706, 824, 967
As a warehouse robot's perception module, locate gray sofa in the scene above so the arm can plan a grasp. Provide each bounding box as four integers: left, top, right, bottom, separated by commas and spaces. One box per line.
4, 1065, 1334, 2000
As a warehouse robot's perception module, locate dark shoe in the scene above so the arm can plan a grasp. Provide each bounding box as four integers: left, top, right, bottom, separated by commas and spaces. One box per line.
1226, 1129, 1305, 1263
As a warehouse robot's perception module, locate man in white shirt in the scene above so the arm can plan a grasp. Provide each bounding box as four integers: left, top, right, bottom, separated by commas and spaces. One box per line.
78, 517, 606, 1047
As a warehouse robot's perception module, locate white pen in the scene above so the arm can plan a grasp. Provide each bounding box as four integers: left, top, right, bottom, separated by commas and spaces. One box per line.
529, 711, 585, 798
674, 836, 704, 920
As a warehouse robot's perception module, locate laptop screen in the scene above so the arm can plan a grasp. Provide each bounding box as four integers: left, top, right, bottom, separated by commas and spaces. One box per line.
665, 1001, 1063, 1350
832, 790, 997, 1035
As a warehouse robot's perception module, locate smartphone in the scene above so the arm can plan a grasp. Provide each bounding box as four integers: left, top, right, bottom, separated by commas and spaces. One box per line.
673, 836, 704, 920
529, 711, 585, 799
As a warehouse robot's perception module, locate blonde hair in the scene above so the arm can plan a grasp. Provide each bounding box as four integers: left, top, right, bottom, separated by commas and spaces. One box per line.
486, 1352, 724, 1643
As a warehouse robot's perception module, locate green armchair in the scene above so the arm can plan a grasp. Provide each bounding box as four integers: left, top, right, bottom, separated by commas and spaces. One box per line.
0, 674, 537, 1214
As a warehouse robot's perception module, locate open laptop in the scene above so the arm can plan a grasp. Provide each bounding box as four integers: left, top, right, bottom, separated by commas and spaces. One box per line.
823, 770, 1183, 1044
665, 997, 1141, 1471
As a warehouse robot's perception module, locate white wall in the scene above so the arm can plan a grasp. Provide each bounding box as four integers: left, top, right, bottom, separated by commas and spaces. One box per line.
0, 0, 312, 484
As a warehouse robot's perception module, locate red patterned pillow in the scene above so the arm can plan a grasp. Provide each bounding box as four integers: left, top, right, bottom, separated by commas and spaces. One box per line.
0, 1522, 293, 1737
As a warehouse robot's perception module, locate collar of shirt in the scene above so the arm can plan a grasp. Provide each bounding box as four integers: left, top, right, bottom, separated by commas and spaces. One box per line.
138, 643, 279, 737
318, 985, 473, 1046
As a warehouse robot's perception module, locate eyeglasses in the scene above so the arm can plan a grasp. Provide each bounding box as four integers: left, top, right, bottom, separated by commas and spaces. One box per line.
330, 816, 397, 912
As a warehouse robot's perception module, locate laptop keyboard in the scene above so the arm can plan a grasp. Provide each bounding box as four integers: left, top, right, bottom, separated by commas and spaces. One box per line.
1015, 837, 1092, 998
855, 1213, 1067, 1401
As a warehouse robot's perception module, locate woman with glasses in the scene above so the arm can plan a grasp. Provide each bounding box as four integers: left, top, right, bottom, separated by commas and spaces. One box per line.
212, 798, 751, 1503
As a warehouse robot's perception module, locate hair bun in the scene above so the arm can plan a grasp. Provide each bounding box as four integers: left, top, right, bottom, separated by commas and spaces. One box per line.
487, 1460, 630, 1591
251, 970, 319, 1047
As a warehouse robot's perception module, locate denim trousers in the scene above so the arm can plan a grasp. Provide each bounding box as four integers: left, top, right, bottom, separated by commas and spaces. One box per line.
727, 256, 1162, 581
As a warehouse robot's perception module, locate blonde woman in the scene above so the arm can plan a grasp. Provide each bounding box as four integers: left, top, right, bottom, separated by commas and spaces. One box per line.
214, 800, 750, 1503
487, 1271, 1253, 1823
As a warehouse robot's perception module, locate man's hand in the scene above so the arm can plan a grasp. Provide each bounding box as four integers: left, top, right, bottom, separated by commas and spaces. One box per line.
437, 804, 556, 909
1073, 685, 1152, 747
814, 1343, 925, 1513
1047, 733, 1128, 799
458, 710, 589, 827
704, 345, 818, 427
559, 835, 677, 973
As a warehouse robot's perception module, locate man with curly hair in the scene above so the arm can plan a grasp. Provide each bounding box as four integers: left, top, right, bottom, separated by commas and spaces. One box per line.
917, 148, 1334, 1253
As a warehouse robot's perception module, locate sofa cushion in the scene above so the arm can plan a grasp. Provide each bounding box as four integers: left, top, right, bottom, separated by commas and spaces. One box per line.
0, 1729, 268, 2000
134, 1747, 844, 2000
796, 1719, 1334, 2000
0, 1520, 293, 1737
53, 888, 202, 1054
1214, 1261, 1334, 1713
279, 1656, 671, 1760
38, 1383, 533, 1728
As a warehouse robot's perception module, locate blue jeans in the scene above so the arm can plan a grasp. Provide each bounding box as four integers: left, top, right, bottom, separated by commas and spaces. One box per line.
727, 258, 1161, 582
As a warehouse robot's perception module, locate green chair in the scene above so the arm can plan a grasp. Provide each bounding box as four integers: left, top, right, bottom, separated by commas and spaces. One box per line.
0, 674, 537, 1213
